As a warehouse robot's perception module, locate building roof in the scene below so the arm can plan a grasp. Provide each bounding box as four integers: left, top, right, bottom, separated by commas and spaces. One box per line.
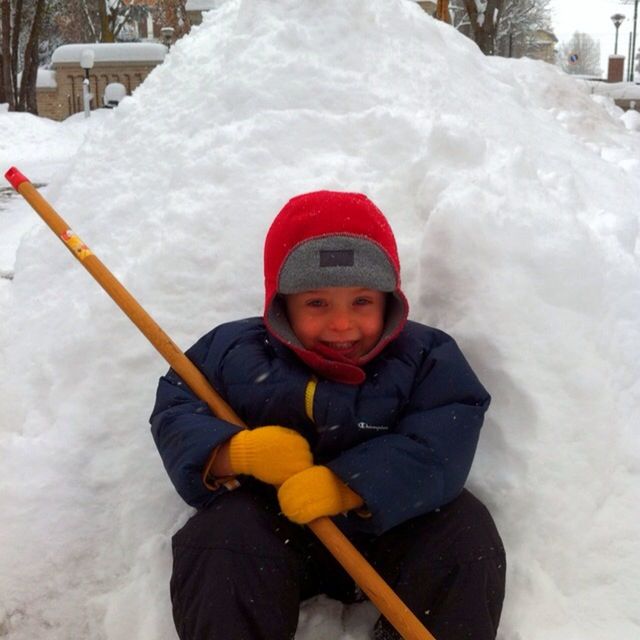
51, 43, 167, 65
534, 29, 558, 44
185, 0, 222, 10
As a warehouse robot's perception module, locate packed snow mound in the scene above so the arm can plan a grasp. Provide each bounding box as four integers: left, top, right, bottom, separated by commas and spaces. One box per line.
0, 111, 111, 278
0, 111, 61, 158
0, 112, 77, 174
621, 108, 640, 131
1, 1, 639, 639
0, 110, 99, 180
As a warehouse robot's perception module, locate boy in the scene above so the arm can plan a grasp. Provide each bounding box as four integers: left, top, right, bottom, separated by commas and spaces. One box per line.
151, 191, 505, 640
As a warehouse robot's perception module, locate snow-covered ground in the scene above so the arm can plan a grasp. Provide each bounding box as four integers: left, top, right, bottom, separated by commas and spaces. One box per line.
0, 109, 105, 280
1, 1, 639, 638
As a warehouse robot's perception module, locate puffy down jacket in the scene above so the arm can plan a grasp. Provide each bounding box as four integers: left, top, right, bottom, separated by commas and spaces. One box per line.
150, 317, 490, 535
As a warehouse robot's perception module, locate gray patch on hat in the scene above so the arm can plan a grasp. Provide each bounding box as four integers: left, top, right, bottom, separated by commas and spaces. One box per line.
278, 236, 396, 294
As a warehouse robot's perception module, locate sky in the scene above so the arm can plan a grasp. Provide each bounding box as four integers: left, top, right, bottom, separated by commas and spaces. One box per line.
1, 1, 639, 639
548, 0, 638, 74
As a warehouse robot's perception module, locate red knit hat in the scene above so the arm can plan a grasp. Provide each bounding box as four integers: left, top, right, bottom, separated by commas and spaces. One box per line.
263, 191, 409, 384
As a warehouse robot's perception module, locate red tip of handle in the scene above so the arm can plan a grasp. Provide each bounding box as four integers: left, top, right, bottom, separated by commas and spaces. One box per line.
4, 167, 30, 190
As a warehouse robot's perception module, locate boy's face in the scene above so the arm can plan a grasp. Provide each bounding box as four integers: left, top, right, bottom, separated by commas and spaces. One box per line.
284, 286, 386, 361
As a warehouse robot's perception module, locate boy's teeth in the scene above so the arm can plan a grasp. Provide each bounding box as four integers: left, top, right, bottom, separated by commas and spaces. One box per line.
327, 341, 354, 349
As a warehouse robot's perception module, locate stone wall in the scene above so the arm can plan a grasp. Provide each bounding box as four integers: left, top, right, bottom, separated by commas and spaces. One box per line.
37, 60, 161, 121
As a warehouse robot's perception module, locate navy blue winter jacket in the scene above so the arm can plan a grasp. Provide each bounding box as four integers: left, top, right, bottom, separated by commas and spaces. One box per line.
150, 318, 490, 535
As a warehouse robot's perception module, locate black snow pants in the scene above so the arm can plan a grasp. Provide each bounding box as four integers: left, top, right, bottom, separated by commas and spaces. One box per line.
170, 485, 506, 640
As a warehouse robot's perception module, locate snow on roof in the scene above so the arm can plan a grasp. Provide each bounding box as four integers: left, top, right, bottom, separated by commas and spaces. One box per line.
185, 0, 221, 10
16, 68, 57, 89
37, 69, 57, 88
534, 30, 558, 43
51, 43, 167, 65
586, 80, 640, 100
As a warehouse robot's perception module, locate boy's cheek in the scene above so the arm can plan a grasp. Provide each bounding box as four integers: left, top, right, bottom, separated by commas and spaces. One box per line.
292, 325, 318, 348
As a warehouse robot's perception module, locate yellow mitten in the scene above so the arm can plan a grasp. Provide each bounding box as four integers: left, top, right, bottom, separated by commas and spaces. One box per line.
228, 426, 313, 486
278, 465, 364, 524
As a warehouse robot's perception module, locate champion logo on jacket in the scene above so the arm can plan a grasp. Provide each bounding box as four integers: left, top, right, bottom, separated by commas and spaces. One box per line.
357, 422, 389, 432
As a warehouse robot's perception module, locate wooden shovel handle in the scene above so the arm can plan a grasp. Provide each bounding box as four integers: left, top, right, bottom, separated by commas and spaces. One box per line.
5, 167, 435, 640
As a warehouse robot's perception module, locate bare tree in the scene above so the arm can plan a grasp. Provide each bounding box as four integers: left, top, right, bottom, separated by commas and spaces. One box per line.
462, 0, 504, 55
74, 0, 146, 43
448, 1, 471, 32
154, 0, 190, 40
444, 0, 506, 55
558, 32, 602, 76
449, 0, 553, 60
10, 0, 22, 94
1, 0, 47, 113
1, 1, 14, 107
435, 0, 451, 23
18, 0, 44, 111
495, 0, 552, 58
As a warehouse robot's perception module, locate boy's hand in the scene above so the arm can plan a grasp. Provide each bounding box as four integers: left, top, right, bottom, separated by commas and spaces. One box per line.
277, 465, 364, 524
228, 426, 313, 486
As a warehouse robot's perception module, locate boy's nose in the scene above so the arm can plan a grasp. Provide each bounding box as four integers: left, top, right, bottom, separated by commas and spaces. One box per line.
328, 310, 352, 332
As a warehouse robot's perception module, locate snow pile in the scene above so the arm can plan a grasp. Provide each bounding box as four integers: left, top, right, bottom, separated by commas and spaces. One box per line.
586, 80, 640, 100
621, 108, 640, 131
1, 1, 639, 638
0, 110, 112, 280
0, 110, 89, 177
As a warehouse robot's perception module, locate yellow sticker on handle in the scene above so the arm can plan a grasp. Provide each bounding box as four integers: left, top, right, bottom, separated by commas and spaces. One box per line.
61, 229, 92, 261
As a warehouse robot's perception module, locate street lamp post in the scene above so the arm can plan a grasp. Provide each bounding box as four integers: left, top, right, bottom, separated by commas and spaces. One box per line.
80, 49, 95, 119
632, 0, 639, 82
161, 26, 175, 49
611, 13, 625, 55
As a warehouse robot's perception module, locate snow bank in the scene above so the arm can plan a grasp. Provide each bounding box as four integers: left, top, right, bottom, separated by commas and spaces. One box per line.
586, 80, 640, 100
0, 109, 113, 280
0, 111, 78, 175
0, 108, 111, 180
621, 108, 640, 131
1, 1, 639, 638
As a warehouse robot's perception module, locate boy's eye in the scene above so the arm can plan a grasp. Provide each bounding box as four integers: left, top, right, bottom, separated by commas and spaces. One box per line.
354, 297, 372, 306
305, 299, 326, 308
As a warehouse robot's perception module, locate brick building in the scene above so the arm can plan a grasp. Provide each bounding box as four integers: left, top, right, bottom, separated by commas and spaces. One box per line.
416, 1, 437, 16
524, 30, 558, 65
185, 0, 221, 26
36, 43, 167, 121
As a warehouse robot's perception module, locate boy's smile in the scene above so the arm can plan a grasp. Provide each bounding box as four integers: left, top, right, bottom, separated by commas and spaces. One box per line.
284, 287, 386, 361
